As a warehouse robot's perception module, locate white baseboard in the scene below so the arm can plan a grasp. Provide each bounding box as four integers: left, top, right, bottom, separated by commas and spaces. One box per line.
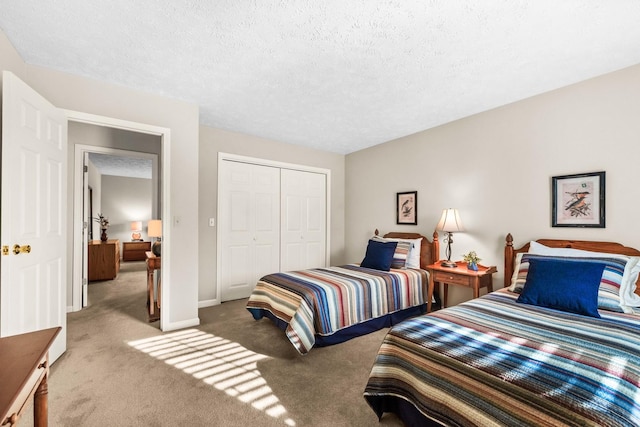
198, 298, 220, 308
161, 317, 200, 332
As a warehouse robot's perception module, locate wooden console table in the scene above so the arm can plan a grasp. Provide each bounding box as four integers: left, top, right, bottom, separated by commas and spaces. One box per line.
145, 251, 161, 322
0, 327, 61, 426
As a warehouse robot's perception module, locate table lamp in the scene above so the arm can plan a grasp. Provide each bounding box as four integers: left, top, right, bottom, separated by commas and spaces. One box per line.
148, 219, 162, 256
436, 208, 463, 268
130, 221, 142, 241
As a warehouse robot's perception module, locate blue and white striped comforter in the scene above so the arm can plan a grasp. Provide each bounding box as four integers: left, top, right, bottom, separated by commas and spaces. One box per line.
246, 264, 427, 354
364, 288, 640, 426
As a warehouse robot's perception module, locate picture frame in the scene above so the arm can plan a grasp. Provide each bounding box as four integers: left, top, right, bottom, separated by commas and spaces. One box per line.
552, 171, 605, 228
396, 191, 417, 225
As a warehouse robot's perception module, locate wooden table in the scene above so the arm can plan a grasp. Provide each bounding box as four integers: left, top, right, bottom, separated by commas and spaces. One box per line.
426, 261, 497, 312
145, 251, 161, 322
0, 327, 61, 426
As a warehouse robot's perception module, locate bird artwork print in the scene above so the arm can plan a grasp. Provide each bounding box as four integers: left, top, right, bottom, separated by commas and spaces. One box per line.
564, 184, 592, 218
401, 199, 413, 217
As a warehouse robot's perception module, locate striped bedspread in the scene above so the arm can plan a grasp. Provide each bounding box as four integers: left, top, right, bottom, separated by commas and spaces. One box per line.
246, 264, 427, 354
364, 288, 640, 427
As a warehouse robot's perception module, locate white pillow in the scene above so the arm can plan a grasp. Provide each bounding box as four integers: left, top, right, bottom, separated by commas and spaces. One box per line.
376, 237, 422, 269
529, 241, 627, 259
508, 252, 524, 291
528, 241, 640, 310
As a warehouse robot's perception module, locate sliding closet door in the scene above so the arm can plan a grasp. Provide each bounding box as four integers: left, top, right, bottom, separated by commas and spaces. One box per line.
219, 160, 280, 301
280, 169, 327, 272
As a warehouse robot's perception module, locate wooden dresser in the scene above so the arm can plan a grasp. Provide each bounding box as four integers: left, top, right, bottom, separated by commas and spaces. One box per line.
88, 239, 120, 281
122, 241, 151, 261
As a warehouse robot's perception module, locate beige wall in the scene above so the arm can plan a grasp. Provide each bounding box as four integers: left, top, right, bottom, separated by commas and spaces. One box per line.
198, 126, 345, 303
346, 63, 640, 305
0, 30, 200, 330
101, 175, 153, 244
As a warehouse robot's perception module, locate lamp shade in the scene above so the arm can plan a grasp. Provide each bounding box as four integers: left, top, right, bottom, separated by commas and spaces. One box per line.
436, 208, 464, 233
148, 220, 162, 238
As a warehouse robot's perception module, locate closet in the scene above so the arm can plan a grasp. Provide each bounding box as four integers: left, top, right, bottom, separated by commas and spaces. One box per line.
218, 155, 328, 302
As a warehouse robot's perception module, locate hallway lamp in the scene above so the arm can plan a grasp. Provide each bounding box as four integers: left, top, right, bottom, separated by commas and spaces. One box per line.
436, 208, 463, 268
148, 219, 162, 256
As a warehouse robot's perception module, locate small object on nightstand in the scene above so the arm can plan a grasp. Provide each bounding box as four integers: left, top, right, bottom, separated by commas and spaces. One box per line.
462, 251, 481, 271
426, 261, 497, 313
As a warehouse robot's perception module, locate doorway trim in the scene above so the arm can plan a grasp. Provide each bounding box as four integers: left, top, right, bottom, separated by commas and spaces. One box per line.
66, 110, 171, 331
74, 145, 159, 307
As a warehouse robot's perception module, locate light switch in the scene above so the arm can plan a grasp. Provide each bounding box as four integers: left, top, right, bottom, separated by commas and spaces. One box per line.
209, 217, 215, 227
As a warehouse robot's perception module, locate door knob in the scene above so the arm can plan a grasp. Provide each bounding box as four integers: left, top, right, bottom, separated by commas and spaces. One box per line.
13, 244, 31, 255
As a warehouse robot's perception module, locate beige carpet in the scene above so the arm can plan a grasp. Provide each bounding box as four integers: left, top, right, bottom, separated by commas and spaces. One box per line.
21, 261, 404, 426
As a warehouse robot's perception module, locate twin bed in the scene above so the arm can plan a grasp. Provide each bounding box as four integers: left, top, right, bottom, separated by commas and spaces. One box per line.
364, 234, 640, 426
246, 231, 439, 354
246, 232, 640, 425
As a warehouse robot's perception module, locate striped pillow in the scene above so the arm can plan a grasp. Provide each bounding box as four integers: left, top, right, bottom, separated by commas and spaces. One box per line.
510, 253, 630, 313
372, 236, 413, 269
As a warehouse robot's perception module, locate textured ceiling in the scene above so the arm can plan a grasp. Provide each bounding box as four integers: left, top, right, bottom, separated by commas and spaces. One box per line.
88, 153, 152, 179
2, 1, 640, 154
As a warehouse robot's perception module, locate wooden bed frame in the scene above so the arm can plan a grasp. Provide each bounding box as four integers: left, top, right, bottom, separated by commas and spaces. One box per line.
375, 229, 440, 270
374, 229, 441, 302
504, 233, 640, 293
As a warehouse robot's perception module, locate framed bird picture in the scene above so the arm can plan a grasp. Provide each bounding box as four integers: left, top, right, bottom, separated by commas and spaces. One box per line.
396, 191, 417, 225
552, 171, 605, 228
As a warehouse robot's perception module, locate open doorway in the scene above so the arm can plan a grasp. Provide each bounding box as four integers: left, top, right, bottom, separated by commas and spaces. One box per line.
68, 113, 169, 331
83, 149, 158, 311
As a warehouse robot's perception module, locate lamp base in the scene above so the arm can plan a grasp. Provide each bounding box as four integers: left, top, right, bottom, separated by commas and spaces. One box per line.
440, 260, 458, 268
152, 241, 161, 257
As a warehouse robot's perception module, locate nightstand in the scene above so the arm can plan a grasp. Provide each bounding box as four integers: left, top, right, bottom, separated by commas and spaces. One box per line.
122, 241, 151, 261
426, 261, 497, 312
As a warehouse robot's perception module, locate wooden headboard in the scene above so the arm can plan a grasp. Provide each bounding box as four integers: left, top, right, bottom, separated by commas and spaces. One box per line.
374, 229, 440, 270
504, 233, 640, 293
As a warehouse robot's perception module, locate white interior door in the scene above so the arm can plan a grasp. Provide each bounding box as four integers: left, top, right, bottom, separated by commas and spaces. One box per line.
219, 160, 280, 301
1, 71, 67, 362
281, 169, 327, 272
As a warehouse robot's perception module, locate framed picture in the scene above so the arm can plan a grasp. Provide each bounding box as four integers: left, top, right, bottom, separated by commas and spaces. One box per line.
396, 191, 417, 225
552, 171, 605, 228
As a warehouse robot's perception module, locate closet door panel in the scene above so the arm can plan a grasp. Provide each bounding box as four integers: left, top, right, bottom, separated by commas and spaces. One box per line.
220, 160, 280, 301
281, 169, 326, 272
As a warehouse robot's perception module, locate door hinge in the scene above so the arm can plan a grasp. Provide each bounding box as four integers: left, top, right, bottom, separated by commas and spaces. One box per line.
83, 165, 88, 173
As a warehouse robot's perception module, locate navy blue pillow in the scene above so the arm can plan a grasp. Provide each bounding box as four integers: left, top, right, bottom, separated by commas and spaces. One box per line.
517, 257, 605, 318
361, 239, 398, 271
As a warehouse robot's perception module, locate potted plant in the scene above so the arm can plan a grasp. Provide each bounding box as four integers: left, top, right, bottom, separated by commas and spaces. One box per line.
462, 251, 481, 271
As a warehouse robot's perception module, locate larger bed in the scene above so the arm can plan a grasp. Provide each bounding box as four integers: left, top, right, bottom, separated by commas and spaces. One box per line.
246, 231, 440, 354
364, 234, 640, 426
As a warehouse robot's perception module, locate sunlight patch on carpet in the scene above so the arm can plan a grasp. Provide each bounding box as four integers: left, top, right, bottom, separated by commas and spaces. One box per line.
128, 329, 296, 426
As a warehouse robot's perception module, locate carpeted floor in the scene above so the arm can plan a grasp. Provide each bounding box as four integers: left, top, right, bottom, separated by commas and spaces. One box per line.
21, 261, 404, 426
